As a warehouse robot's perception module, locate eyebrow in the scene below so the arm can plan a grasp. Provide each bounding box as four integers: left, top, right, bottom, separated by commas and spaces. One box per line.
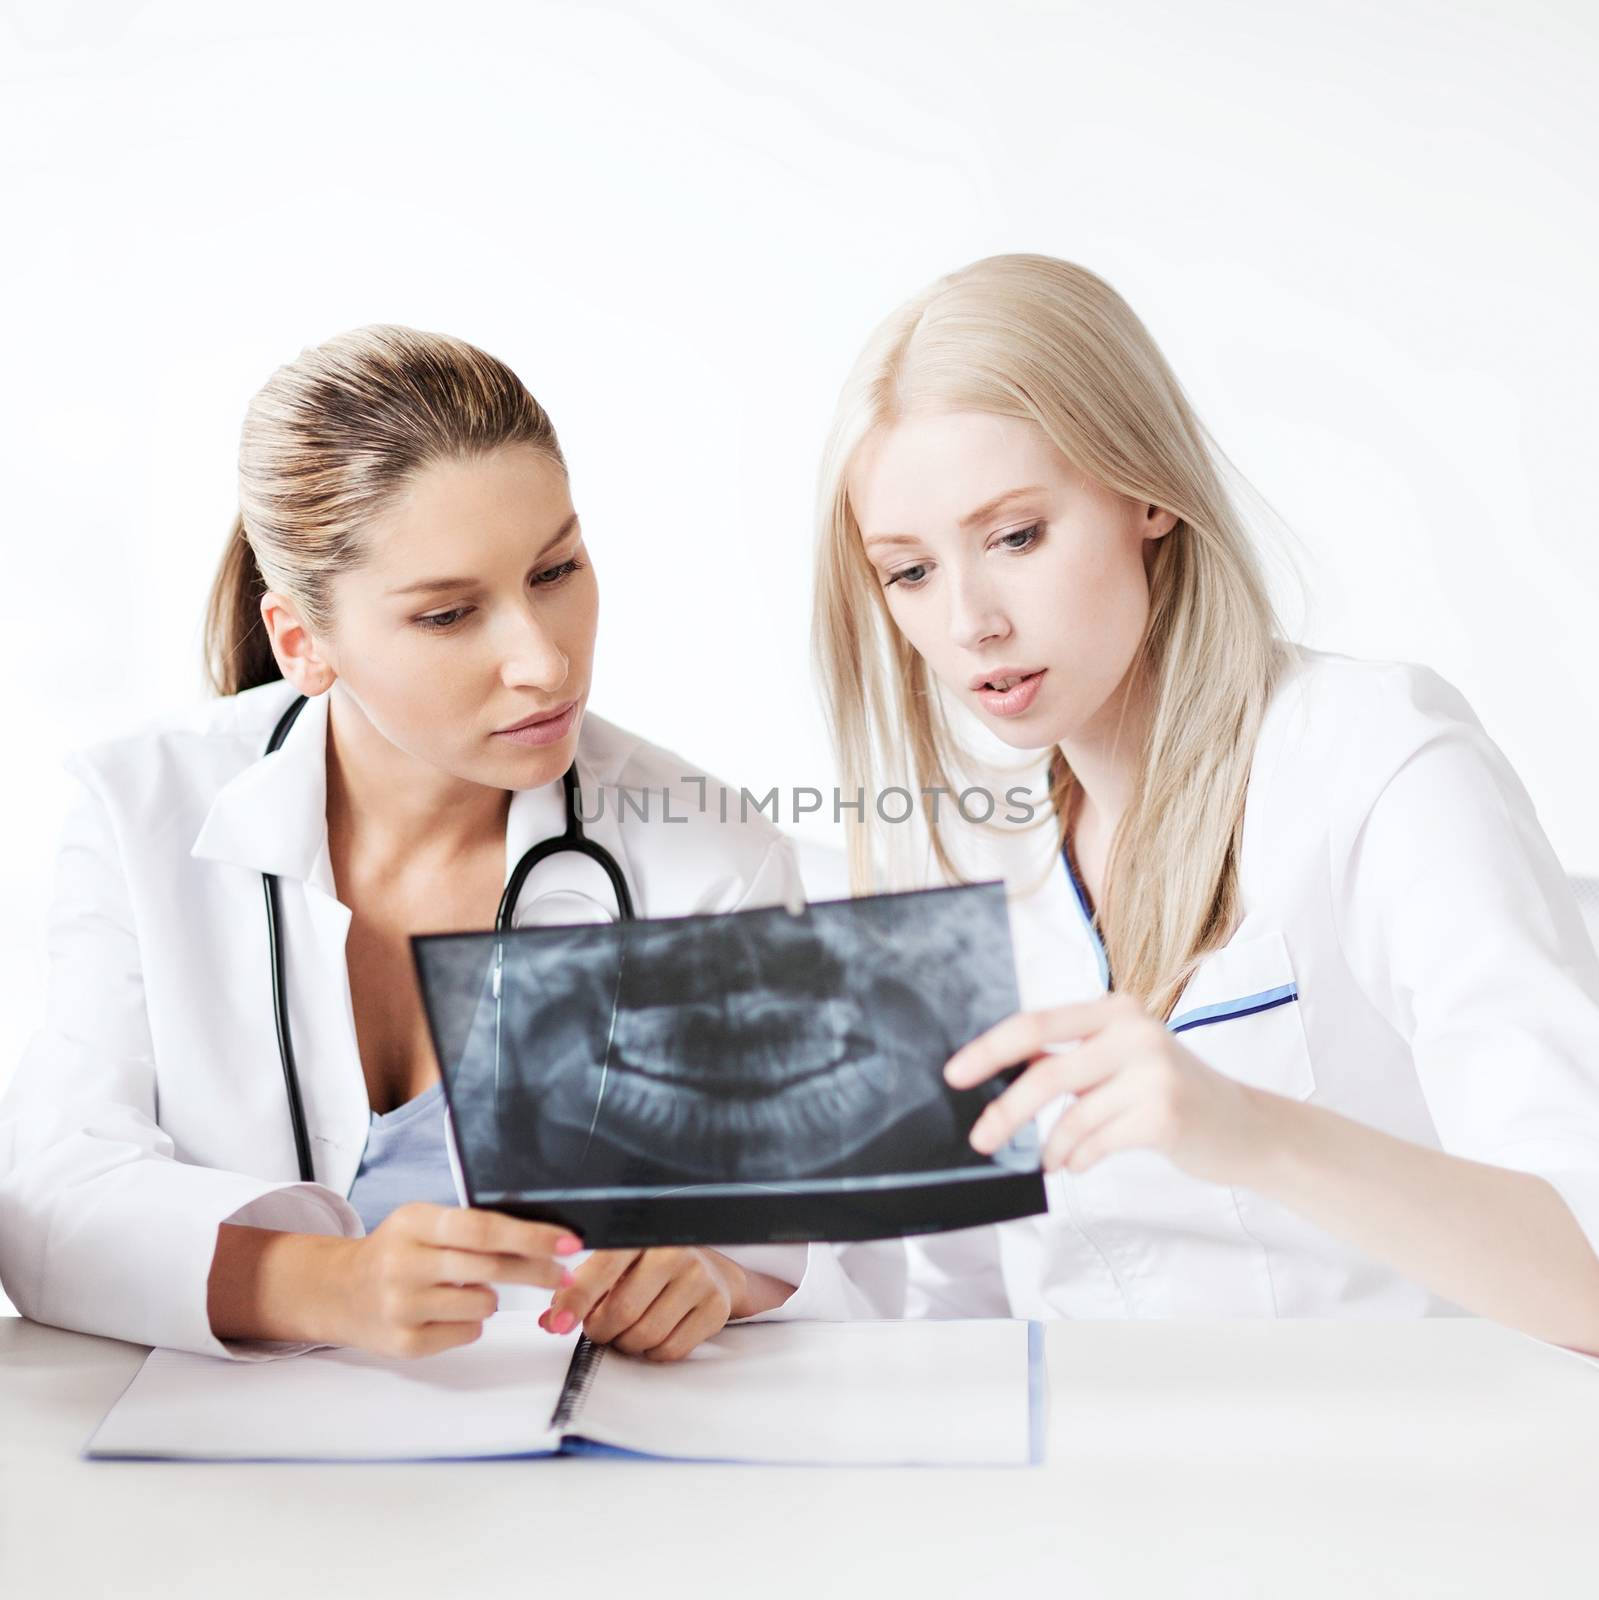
861, 487, 1047, 553
387, 513, 580, 596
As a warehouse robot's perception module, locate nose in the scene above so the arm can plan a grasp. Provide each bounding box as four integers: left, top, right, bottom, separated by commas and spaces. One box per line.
945, 563, 1012, 653
496, 608, 569, 692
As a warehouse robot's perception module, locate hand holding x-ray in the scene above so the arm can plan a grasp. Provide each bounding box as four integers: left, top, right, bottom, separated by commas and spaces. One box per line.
413, 882, 1045, 1247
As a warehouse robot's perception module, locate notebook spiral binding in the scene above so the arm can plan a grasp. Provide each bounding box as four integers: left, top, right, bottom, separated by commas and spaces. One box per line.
550, 1335, 606, 1431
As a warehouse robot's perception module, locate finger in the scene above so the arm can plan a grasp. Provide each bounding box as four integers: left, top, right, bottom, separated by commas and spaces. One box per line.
411, 1283, 500, 1324
645, 1299, 729, 1363
546, 1250, 642, 1333
385, 1320, 486, 1360
610, 1273, 706, 1357
424, 1247, 571, 1293
428, 1206, 583, 1262
944, 998, 1128, 1089
968, 1037, 1119, 1154
1060, 1107, 1146, 1175
1040, 1077, 1141, 1172
369, 1312, 486, 1363
583, 1252, 686, 1345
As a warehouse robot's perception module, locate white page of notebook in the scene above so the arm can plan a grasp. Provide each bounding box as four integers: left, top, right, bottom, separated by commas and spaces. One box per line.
572, 1319, 1034, 1466
87, 1314, 1036, 1466
87, 1311, 572, 1461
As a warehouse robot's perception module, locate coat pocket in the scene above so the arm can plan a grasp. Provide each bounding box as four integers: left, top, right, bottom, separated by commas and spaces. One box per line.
1165, 930, 1315, 1101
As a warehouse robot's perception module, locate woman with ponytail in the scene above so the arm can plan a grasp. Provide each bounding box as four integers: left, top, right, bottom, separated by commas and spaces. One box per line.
791, 254, 1599, 1351
205, 512, 282, 697
0, 326, 801, 1361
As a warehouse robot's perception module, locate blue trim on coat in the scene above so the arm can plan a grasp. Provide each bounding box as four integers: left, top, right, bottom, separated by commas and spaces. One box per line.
1061, 844, 1111, 991
1168, 983, 1300, 1034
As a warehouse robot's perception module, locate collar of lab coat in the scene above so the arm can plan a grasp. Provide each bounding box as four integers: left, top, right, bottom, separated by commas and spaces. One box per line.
189, 689, 340, 888
188, 689, 631, 913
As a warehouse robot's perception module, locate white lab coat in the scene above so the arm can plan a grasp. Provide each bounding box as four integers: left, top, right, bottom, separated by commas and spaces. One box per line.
769, 648, 1599, 1323
0, 682, 805, 1358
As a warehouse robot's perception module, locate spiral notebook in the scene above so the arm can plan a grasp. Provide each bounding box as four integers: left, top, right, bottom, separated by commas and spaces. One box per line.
85, 1315, 1046, 1467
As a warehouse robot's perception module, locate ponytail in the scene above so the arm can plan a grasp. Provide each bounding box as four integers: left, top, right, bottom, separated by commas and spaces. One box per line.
203, 512, 282, 697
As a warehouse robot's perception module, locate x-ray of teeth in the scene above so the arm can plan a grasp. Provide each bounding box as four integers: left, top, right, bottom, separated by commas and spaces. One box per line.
412, 881, 1047, 1248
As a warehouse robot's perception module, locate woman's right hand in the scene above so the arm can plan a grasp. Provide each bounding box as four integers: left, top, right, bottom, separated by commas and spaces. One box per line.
319, 1203, 582, 1358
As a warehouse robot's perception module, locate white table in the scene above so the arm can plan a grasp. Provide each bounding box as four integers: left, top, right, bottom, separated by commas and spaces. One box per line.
3, 1313, 1598, 1599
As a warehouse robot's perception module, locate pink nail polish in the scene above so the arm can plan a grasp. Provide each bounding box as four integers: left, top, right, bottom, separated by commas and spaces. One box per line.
555, 1234, 583, 1256
551, 1309, 576, 1335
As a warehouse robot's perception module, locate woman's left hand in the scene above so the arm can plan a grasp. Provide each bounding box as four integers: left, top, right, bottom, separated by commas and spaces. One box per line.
540, 1247, 747, 1362
945, 994, 1272, 1186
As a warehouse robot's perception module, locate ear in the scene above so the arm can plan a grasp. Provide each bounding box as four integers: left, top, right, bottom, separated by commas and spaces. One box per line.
260, 590, 337, 696
1143, 503, 1179, 540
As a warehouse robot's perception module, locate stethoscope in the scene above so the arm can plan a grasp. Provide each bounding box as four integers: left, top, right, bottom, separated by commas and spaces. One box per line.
262, 692, 636, 1183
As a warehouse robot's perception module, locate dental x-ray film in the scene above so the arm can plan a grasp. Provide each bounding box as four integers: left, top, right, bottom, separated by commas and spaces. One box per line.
412, 881, 1046, 1247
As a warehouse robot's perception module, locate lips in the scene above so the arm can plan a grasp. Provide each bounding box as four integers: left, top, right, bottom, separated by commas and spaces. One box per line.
496, 699, 577, 735
971, 669, 1046, 719
968, 663, 1044, 691
490, 699, 582, 748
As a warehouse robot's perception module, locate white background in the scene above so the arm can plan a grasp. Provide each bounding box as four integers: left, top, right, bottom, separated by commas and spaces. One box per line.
2, 0, 1596, 1124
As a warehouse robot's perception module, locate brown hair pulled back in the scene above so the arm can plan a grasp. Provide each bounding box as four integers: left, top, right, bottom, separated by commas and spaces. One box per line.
204, 325, 565, 696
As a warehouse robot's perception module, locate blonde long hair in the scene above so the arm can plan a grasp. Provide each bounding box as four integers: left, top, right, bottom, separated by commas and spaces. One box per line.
204, 325, 565, 696
813, 255, 1285, 1020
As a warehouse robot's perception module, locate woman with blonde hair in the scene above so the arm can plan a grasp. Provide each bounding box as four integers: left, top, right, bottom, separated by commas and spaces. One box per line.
789, 254, 1599, 1347
0, 325, 802, 1361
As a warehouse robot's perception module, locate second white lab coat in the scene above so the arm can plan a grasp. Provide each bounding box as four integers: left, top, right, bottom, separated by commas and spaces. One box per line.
0, 682, 805, 1358
767, 648, 1599, 1324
